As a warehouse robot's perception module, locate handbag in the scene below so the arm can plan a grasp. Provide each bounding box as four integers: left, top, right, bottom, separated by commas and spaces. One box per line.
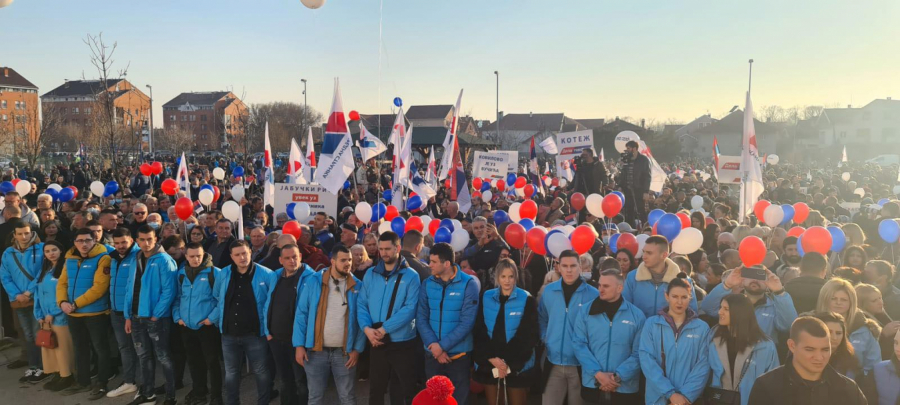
35, 323, 57, 349
370, 273, 404, 344
703, 350, 753, 405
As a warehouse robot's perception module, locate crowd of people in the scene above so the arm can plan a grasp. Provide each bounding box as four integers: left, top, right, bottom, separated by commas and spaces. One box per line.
1, 146, 899, 405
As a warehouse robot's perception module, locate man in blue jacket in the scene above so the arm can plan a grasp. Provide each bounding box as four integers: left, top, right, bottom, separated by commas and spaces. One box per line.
0, 221, 45, 383
124, 224, 179, 405
417, 242, 479, 405
294, 245, 364, 405
623, 235, 699, 318
700, 266, 797, 340
357, 231, 421, 405
570, 269, 645, 405
214, 239, 277, 405
105, 227, 141, 399
539, 250, 598, 405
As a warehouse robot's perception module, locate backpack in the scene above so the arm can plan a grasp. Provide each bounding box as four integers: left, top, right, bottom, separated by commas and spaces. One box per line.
179, 268, 215, 290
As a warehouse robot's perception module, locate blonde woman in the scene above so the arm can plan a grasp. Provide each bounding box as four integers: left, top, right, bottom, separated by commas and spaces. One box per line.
816, 278, 882, 375
350, 244, 373, 279
842, 223, 866, 247
855, 283, 892, 327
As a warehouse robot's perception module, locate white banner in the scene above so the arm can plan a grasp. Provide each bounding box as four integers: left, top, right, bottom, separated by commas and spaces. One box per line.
274, 183, 338, 221
716, 155, 743, 184
557, 130, 595, 160
489, 150, 518, 173
555, 156, 574, 181
839, 202, 861, 216
473, 151, 510, 180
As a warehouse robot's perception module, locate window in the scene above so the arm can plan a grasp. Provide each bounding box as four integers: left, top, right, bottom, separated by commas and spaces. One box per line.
73, 107, 79, 114
200, 124, 207, 130
20, 101, 25, 110
190, 115, 196, 121
169, 115, 175, 122
1, 114, 6, 121
85, 107, 92, 114
0, 100, 6, 109
61, 107, 67, 114
181, 115, 187, 121
200, 115, 207, 122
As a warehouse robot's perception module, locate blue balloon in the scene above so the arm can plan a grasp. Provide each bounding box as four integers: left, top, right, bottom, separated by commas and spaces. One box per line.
611, 191, 625, 204
393, 97, 402, 107
656, 213, 682, 241
0, 181, 13, 194
609, 234, 621, 253
544, 230, 564, 257
506, 173, 517, 186
383, 189, 392, 201
878, 198, 890, 206
827, 226, 846, 252
391, 217, 406, 237
233, 166, 245, 177
372, 203, 387, 222
797, 235, 805, 257
286, 203, 297, 219
104, 181, 119, 197
46, 188, 59, 201
407, 195, 423, 211
344, 181, 351, 190
440, 219, 454, 233
493, 210, 509, 225
480, 182, 491, 192
781, 204, 795, 225
519, 218, 534, 231
58, 187, 75, 203
879, 219, 900, 244
647, 209, 665, 227
200, 184, 214, 192
434, 227, 453, 244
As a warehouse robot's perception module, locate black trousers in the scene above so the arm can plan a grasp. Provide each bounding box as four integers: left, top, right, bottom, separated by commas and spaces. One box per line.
268, 338, 308, 405
69, 314, 113, 387
180, 325, 222, 399
368, 339, 420, 405
623, 188, 647, 228
169, 319, 187, 385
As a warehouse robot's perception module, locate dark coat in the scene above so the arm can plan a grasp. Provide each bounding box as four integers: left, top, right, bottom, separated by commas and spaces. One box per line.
748, 361, 866, 405
573, 159, 608, 195
784, 276, 827, 315
617, 153, 651, 193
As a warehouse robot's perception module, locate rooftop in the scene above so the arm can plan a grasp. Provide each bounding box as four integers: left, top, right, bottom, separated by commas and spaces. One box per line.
0, 67, 38, 90
42, 79, 123, 97
163, 91, 232, 108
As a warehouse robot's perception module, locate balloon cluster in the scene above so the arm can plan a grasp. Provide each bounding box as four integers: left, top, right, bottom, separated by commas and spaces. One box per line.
139, 161, 164, 177
89, 181, 119, 198
753, 200, 810, 227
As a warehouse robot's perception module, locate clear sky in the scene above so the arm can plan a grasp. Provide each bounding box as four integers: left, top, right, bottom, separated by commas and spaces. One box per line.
3, 0, 899, 125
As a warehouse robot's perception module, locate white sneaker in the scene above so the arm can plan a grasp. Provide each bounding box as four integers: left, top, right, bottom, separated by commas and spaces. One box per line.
107, 382, 138, 398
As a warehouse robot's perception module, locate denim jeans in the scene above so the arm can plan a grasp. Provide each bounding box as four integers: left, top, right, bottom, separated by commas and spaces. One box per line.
305, 348, 357, 405
110, 311, 139, 385
15, 307, 41, 368
222, 334, 272, 405
131, 317, 175, 399
424, 355, 471, 405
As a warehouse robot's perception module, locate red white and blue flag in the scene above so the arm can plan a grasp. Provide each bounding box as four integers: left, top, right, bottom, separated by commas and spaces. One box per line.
439, 89, 463, 180
529, 137, 545, 197
449, 119, 471, 212
408, 161, 437, 200
304, 127, 316, 183
313, 78, 355, 194
289, 138, 306, 184
263, 122, 275, 208
713, 136, 721, 177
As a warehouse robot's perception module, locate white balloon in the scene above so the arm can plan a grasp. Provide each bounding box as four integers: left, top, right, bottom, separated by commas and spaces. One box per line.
213, 167, 226, 180
293, 202, 311, 223
198, 189, 214, 206
451, 219, 463, 233
585, 194, 605, 218
0, 198, 4, 210
490, 179, 499, 188
635, 234, 649, 259
763, 204, 784, 227
15, 180, 31, 196
48, 183, 62, 192
672, 228, 704, 255
842, 172, 851, 182
559, 178, 568, 188
561, 225, 575, 236
450, 228, 469, 252
222, 201, 241, 222
300, 0, 326, 9
482, 190, 493, 202
546, 232, 573, 258
231, 185, 245, 201
378, 221, 392, 234
515, 187, 525, 197
614, 131, 640, 153
509, 202, 522, 222
854, 187, 865, 198
356, 202, 373, 224
420, 216, 432, 231
90, 181, 105, 197
766, 154, 780, 165
0, 0, 14, 9
690, 195, 704, 210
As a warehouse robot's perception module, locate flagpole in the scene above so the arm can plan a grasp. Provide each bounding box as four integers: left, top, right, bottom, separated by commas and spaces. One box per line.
748, 59, 754, 93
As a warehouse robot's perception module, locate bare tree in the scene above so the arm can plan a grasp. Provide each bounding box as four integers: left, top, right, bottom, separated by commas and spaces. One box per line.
247, 101, 324, 153
153, 126, 195, 156
84, 32, 130, 183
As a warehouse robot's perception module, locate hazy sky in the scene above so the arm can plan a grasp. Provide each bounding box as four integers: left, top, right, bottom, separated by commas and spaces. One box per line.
3, 1, 899, 125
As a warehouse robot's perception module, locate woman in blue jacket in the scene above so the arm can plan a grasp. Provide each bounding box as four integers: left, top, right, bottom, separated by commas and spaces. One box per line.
873, 329, 900, 405
816, 278, 882, 375
472, 258, 539, 405
33, 241, 76, 392
639, 276, 710, 405
706, 294, 780, 405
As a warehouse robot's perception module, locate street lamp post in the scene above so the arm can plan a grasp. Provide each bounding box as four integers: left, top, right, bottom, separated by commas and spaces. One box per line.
301, 79, 307, 144
494, 71, 499, 141
145, 84, 154, 155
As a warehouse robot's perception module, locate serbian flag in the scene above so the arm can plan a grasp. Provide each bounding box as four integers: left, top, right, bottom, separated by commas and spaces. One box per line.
304, 127, 316, 183
407, 161, 437, 200
176, 152, 190, 194
439, 89, 463, 180
263, 122, 275, 208
712, 136, 721, 177
599, 148, 605, 162
313, 78, 355, 194
289, 138, 306, 184
529, 137, 545, 197
638, 142, 667, 193
449, 122, 471, 212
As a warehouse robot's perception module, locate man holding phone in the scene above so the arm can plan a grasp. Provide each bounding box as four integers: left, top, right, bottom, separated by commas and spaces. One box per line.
700, 265, 798, 339
463, 217, 508, 288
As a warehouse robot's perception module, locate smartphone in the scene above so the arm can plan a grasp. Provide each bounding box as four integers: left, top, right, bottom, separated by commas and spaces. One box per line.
743, 265, 767, 281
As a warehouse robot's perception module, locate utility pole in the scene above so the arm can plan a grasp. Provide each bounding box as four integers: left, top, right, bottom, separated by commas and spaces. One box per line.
145, 84, 154, 155
301, 78, 307, 145
494, 70, 499, 140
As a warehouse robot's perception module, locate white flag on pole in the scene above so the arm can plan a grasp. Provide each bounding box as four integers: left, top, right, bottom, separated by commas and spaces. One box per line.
263, 122, 275, 209
176, 152, 190, 194
638, 141, 667, 193
359, 121, 388, 162
439, 89, 463, 180
313, 78, 355, 194
841, 145, 848, 166
738, 91, 765, 222
289, 138, 306, 184
539, 136, 559, 154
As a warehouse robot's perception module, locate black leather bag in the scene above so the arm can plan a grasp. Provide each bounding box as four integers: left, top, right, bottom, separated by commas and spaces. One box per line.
371, 273, 404, 344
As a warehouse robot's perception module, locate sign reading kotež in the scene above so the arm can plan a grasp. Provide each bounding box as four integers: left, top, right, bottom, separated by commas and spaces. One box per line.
473, 151, 511, 180
557, 130, 595, 160
274, 183, 338, 221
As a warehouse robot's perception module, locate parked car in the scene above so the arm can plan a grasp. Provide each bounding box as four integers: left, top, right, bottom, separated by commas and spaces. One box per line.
866, 154, 900, 167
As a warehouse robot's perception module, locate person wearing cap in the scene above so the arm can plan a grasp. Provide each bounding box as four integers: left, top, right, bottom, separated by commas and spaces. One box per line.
333, 223, 358, 258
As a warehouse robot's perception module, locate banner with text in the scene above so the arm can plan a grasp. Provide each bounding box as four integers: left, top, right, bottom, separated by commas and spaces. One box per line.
473, 151, 511, 180
716, 155, 743, 184
274, 183, 338, 221
557, 130, 595, 160
489, 150, 519, 173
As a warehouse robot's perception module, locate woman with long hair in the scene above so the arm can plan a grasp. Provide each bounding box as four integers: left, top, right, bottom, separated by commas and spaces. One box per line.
350, 244, 373, 280
816, 278, 883, 375
702, 223, 719, 256
843, 246, 868, 272
616, 249, 637, 275
32, 240, 76, 391
856, 284, 893, 327
188, 225, 206, 246
706, 294, 779, 405
473, 259, 539, 405
690, 212, 706, 231
815, 312, 862, 378
873, 330, 900, 405
842, 223, 867, 247
41, 220, 71, 251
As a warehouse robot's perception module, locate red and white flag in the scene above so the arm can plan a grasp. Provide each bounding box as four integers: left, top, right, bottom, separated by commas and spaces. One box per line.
289, 138, 306, 184
313, 78, 355, 194
739, 91, 764, 223
176, 152, 190, 195
389, 107, 408, 210
263, 122, 275, 208
304, 127, 316, 184
449, 121, 471, 213
439, 89, 463, 180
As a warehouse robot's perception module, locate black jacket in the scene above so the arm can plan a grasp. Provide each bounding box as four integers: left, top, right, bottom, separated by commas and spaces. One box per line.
747, 361, 866, 405
573, 158, 608, 195
784, 276, 827, 315
617, 153, 651, 193
399, 251, 430, 282
205, 236, 236, 269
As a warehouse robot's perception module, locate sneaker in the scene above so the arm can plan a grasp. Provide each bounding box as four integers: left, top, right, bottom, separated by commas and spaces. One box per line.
88, 382, 108, 401
107, 382, 138, 398
128, 394, 158, 405
154, 381, 184, 395
28, 368, 51, 384
7, 359, 29, 369
59, 383, 92, 396
43, 373, 61, 390
18, 367, 35, 383
50, 375, 74, 392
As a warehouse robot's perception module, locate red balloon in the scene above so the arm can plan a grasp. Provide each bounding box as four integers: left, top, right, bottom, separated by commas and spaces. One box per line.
140, 163, 152, 176
212, 186, 221, 203
11, 179, 19, 186
496, 180, 506, 191
282, 221, 302, 241
405, 216, 424, 233
616, 233, 639, 257
801, 226, 832, 255
551, 178, 559, 187
601, 194, 623, 218
519, 200, 538, 220
523, 184, 535, 199
753, 200, 770, 222
472, 191, 482, 200
504, 223, 527, 249
67, 186, 78, 199
676, 212, 691, 229
570, 193, 586, 211
174, 197, 194, 221
444, 179, 451, 189
515, 176, 527, 189
472, 178, 483, 189
151, 161, 163, 175
793, 202, 810, 224
349, 110, 360, 121
384, 205, 399, 221
161, 179, 179, 196
787, 226, 805, 237
428, 218, 441, 236
739, 236, 767, 267
705, 217, 715, 226
526, 227, 548, 255
571, 225, 598, 255
652, 223, 658, 235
